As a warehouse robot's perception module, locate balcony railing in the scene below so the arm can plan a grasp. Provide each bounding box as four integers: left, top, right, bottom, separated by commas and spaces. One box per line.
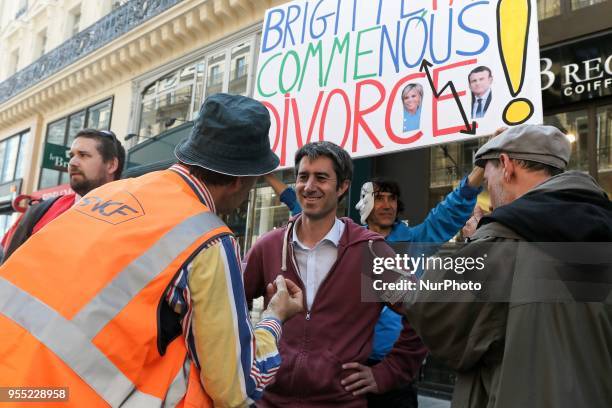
0, 0, 183, 105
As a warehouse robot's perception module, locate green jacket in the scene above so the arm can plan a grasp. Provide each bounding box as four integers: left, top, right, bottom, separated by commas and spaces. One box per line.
402, 172, 612, 408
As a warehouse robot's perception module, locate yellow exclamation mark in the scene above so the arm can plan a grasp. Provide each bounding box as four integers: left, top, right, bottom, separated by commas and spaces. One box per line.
497, 0, 534, 125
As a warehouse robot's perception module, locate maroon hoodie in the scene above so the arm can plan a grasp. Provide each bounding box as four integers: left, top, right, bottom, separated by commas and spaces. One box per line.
244, 216, 427, 407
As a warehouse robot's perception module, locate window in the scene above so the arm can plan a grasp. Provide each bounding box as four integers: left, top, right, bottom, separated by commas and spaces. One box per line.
38, 99, 113, 189
70, 6, 82, 37
429, 139, 486, 187
15, 0, 27, 18
229, 43, 250, 95
235, 57, 246, 79
112, 0, 128, 10
206, 54, 225, 96
9, 49, 19, 76
35, 29, 47, 59
597, 104, 612, 171
134, 36, 256, 144
138, 60, 205, 140
0, 130, 29, 184
537, 0, 561, 19
571, 0, 606, 10
597, 104, 612, 198
544, 110, 589, 171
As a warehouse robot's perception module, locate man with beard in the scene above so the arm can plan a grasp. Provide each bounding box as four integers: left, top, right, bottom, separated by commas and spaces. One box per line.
1, 129, 125, 262
400, 125, 612, 408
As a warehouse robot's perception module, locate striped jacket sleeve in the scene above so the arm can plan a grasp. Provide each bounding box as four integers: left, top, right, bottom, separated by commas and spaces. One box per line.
167, 235, 282, 407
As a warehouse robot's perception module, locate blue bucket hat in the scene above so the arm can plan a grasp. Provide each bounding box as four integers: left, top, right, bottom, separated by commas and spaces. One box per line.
175, 93, 279, 176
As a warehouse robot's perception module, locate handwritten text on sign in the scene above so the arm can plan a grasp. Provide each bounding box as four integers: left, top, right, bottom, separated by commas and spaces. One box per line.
256, 0, 543, 166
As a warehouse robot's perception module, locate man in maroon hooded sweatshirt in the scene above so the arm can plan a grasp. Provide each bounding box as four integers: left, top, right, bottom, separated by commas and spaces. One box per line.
244, 141, 427, 407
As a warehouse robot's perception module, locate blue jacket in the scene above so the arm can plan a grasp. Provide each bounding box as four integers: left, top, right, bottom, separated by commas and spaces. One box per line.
279, 188, 301, 216
370, 176, 481, 361
277, 177, 481, 362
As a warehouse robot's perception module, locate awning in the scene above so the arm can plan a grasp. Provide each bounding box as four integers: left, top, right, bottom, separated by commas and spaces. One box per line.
124, 121, 192, 178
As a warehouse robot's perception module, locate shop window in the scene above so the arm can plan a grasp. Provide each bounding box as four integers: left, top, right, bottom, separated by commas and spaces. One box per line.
537, 0, 561, 19
597, 104, 612, 171
38, 99, 113, 189
0, 130, 29, 187
571, 0, 606, 10
430, 144, 459, 187
596, 104, 612, 197
0, 214, 15, 236
544, 110, 589, 171
138, 60, 205, 140
430, 138, 486, 187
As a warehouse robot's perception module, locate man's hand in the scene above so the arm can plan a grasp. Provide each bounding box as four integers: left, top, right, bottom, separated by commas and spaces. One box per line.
341, 362, 379, 396
462, 205, 486, 239
262, 276, 304, 322
493, 127, 508, 137
467, 127, 507, 188
467, 166, 484, 188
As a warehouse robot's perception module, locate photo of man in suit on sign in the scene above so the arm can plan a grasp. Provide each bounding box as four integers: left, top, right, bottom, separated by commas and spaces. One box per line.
469, 66, 493, 119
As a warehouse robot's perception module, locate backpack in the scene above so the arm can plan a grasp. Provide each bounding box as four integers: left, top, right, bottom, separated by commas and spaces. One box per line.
2, 196, 62, 263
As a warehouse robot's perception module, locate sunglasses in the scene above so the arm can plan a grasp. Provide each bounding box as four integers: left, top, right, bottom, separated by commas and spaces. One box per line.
96, 129, 118, 143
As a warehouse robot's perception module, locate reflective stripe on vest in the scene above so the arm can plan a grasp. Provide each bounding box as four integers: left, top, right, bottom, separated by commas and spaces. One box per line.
0, 278, 154, 407
165, 357, 191, 407
72, 211, 226, 339
0, 209, 226, 407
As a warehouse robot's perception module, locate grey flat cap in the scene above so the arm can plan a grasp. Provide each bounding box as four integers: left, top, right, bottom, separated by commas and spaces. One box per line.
474, 125, 571, 169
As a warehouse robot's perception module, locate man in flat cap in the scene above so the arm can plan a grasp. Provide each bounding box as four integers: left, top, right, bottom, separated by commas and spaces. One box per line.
395, 125, 612, 408
0, 94, 303, 407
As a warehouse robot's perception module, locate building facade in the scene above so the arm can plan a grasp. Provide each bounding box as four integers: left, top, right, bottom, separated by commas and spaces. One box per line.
0, 0, 610, 395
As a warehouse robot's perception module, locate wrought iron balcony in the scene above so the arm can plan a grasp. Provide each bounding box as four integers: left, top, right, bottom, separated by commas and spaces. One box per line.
0, 0, 183, 105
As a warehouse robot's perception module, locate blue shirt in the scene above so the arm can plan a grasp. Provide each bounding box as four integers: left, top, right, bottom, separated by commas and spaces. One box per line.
403, 106, 422, 132
370, 176, 481, 361
279, 188, 301, 216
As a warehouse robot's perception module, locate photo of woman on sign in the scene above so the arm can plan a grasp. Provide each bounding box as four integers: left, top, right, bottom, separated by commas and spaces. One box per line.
402, 83, 423, 132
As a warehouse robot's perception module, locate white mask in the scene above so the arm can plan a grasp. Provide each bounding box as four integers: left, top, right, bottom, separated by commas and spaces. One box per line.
355, 182, 374, 224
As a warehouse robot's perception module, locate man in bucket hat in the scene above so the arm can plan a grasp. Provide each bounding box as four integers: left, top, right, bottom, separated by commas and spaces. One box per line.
0, 93, 303, 407
398, 125, 612, 408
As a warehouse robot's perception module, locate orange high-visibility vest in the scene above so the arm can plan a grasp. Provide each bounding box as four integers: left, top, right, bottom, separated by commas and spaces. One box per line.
0, 169, 232, 407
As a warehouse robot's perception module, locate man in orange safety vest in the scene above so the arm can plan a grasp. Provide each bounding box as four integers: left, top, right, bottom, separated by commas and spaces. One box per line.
0, 93, 303, 407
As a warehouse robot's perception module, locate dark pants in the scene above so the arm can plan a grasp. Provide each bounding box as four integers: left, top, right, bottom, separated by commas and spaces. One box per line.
366, 359, 418, 408
367, 382, 418, 408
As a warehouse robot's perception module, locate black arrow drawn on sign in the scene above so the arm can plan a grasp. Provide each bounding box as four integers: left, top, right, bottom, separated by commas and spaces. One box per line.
419, 59, 477, 135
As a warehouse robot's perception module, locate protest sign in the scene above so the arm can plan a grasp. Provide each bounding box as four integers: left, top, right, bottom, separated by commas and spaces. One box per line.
255, 0, 543, 166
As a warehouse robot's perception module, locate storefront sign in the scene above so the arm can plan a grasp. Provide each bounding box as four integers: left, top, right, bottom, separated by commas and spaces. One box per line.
42, 142, 70, 171
256, 0, 543, 166
541, 31, 612, 108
